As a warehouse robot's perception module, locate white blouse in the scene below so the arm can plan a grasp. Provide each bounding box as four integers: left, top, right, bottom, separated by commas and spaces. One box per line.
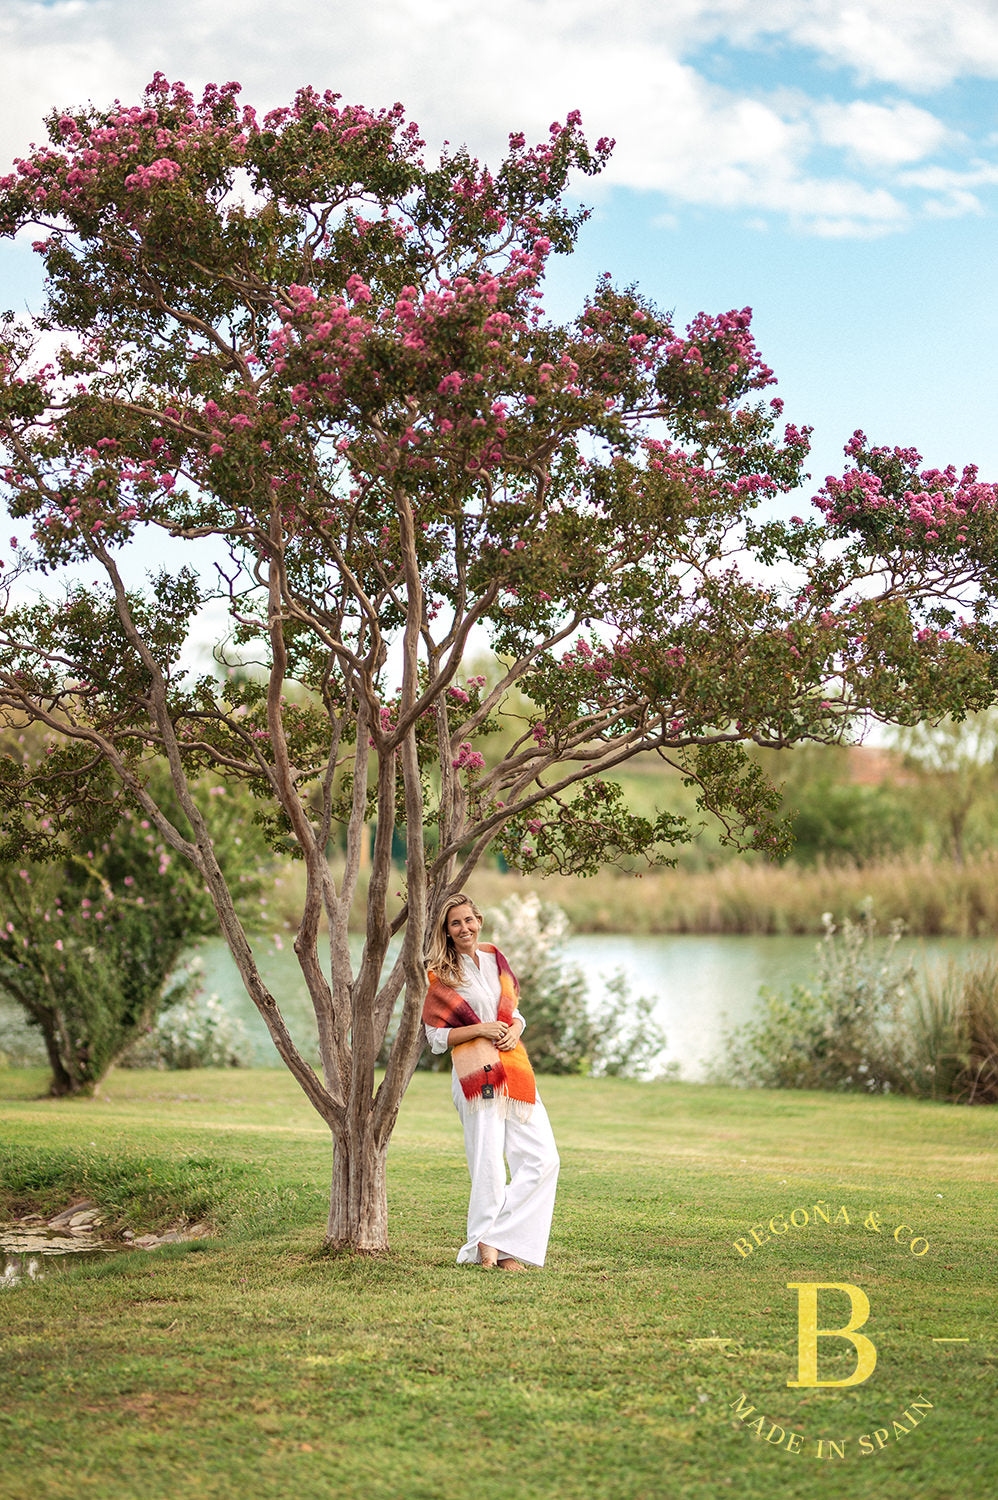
424, 949, 525, 1055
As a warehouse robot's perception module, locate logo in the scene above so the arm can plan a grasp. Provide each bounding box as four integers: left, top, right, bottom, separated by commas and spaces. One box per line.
786, 1281, 877, 1388
719, 1197, 962, 1461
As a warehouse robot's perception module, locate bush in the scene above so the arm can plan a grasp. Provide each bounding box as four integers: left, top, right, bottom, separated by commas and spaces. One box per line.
122, 966, 252, 1070
0, 999, 45, 1067
0, 844, 208, 1094
719, 904, 915, 1092
0, 756, 271, 1094
720, 904, 998, 1102
485, 893, 665, 1077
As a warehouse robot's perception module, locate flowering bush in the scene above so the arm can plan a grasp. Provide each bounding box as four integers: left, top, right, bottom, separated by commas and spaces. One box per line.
123, 972, 252, 1070
484, 893, 665, 1076
0, 746, 269, 1094
719, 904, 915, 1092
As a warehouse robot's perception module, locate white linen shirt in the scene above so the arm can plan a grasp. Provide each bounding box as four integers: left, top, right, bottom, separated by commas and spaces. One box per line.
424, 949, 525, 1054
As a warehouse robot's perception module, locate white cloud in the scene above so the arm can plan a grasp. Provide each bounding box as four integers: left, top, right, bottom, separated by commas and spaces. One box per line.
812, 99, 952, 167
0, 1, 995, 237
699, 0, 998, 90
781, 0, 998, 90
898, 158, 998, 217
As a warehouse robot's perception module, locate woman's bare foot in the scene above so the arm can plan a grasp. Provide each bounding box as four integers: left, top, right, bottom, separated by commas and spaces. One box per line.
478, 1242, 499, 1268
497, 1256, 525, 1272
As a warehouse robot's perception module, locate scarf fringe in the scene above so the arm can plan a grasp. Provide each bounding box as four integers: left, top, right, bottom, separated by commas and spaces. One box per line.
461, 1088, 535, 1123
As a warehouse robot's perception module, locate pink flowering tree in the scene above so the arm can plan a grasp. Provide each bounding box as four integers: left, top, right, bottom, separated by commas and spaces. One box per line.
1, 78, 997, 1249
0, 739, 269, 1094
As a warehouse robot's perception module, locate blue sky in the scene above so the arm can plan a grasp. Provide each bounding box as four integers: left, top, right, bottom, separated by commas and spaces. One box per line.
2, 0, 997, 510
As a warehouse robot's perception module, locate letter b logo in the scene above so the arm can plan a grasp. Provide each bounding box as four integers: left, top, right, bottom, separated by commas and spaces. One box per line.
786, 1282, 877, 1388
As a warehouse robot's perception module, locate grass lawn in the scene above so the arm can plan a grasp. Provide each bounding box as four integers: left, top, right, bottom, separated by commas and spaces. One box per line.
0, 1067, 995, 1500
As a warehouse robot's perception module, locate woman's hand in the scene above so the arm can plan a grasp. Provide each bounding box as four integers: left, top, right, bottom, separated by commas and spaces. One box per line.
447, 1020, 522, 1050
495, 1020, 522, 1052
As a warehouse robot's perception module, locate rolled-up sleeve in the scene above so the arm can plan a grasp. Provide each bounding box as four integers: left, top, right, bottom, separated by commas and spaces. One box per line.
425, 1023, 451, 1055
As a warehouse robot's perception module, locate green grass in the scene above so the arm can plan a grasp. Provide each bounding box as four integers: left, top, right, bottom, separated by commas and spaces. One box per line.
0, 1067, 995, 1500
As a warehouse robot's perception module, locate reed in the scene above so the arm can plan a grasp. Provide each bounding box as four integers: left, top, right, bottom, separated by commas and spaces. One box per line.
467, 855, 998, 937
265, 853, 998, 937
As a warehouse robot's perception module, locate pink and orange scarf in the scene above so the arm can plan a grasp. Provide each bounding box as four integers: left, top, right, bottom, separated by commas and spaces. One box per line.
422, 943, 536, 1116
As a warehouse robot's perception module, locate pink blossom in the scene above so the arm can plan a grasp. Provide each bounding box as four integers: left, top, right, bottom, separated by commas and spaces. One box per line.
124, 158, 183, 192
346, 273, 372, 304
451, 742, 485, 772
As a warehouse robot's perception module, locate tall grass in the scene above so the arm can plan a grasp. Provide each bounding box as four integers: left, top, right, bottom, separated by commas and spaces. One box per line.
910, 957, 998, 1103
449, 855, 998, 937
266, 853, 998, 937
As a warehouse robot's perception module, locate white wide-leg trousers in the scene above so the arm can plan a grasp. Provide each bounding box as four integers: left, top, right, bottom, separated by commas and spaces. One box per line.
454, 1088, 560, 1267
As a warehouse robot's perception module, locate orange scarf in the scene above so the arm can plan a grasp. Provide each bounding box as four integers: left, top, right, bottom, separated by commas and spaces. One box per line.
422, 944, 536, 1116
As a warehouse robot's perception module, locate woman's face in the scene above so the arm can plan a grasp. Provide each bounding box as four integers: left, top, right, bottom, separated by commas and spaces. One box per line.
446, 903, 481, 956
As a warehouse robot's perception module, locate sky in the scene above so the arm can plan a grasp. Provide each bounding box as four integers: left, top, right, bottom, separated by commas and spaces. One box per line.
1, 0, 997, 527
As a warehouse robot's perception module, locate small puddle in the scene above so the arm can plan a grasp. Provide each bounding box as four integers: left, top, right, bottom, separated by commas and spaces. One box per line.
1, 1218, 120, 1290
2, 1224, 119, 1286
1, 1201, 209, 1287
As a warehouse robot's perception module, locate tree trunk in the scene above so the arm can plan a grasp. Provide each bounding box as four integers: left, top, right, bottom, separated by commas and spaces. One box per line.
325, 1118, 390, 1253
43, 1030, 79, 1097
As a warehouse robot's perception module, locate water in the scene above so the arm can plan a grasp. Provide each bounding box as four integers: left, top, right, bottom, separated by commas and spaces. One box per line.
183, 930, 998, 1082
2, 931, 992, 1082
1, 1222, 119, 1288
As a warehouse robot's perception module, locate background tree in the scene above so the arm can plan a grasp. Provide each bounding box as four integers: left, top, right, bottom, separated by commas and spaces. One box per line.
892, 710, 998, 865
1, 78, 997, 1250
0, 746, 268, 1093
753, 742, 923, 867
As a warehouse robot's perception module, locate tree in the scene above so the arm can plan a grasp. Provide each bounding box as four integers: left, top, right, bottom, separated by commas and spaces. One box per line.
0, 746, 268, 1093
892, 709, 998, 864
1, 77, 997, 1250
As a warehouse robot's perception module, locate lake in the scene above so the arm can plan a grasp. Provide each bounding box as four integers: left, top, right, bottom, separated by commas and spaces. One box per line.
190, 930, 996, 1082
2, 931, 992, 1082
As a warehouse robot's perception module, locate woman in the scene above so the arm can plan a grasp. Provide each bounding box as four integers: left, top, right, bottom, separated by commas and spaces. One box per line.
423, 893, 560, 1270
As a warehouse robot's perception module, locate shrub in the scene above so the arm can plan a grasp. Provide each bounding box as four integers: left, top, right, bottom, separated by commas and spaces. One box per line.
0, 845, 208, 1094
719, 904, 915, 1092
122, 966, 252, 1070
485, 894, 665, 1077
0, 758, 271, 1094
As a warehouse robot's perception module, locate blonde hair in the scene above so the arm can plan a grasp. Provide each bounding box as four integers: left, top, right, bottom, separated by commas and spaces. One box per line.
426, 893, 484, 987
